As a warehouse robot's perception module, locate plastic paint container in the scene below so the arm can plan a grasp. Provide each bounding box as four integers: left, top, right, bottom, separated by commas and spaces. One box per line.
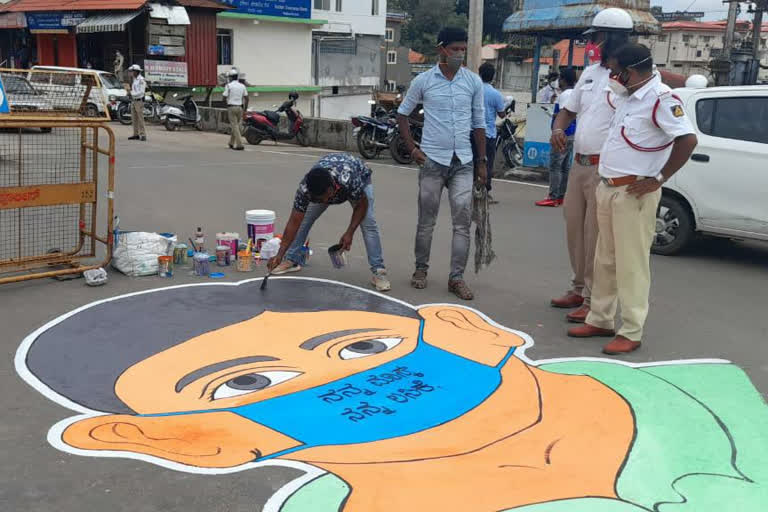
173, 244, 188, 266
216, 232, 239, 260
237, 251, 252, 272
158, 256, 173, 278
216, 245, 231, 267
245, 210, 276, 252
193, 252, 210, 276
328, 244, 347, 269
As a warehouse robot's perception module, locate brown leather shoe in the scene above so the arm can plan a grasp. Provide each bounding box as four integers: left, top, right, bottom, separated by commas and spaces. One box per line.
603, 336, 641, 355
566, 305, 590, 323
567, 323, 616, 338
551, 292, 584, 309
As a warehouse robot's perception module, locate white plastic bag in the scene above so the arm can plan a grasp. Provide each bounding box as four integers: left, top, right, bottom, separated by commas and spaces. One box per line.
112, 232, 176, 277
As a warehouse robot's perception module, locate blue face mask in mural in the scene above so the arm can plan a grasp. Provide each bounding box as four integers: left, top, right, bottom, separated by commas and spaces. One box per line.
146, 322, 515, 460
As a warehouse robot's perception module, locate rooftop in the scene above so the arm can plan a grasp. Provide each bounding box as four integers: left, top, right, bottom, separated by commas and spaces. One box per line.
0, 0, 148, 12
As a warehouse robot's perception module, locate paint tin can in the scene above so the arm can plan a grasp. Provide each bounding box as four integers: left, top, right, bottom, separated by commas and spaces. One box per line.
216, 232, 239, 260
245, 210, 276, 252
193, 253, 210, 276
216, 245, 231, 267
158, 256, 173, 278
328, 244, 347, 269
173, 244, 188, 266
237, 251, 252, 272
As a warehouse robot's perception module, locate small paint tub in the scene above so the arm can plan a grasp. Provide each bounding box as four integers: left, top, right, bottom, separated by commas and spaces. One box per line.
216, 245, 231, 267
237, 251, 252, 272
157, 256, 173, 278
328, 244, 347, 269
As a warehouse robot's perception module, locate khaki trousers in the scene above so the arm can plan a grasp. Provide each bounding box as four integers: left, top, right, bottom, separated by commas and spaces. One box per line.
563, 161, 600, 305
131, 100, 146, 137
228, 106, 244, 148
586, 181, 662, 341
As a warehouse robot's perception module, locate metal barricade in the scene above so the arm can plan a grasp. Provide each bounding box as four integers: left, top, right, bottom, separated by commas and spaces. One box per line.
0, 68, 115, 284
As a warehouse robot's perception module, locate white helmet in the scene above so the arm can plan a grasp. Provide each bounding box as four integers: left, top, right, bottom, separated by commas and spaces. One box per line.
685, 74, 709, 89
584, 8, 634, 34
228, 68, 239, 76
128, 64, 142, 72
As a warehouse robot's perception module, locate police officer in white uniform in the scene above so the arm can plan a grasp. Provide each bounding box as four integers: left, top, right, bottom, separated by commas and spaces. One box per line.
223, 68, 247, 151
568, 43, 698, 355
549, 8, 632, 323
127, 64, 147, 141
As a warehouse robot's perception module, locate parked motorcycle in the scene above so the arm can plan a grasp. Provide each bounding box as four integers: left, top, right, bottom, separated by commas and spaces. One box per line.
160, 93, 202, 131
496, 99, 523, 170
243, 92, 308, 146
389, 110, 423, 165
352, 103, 396, 159
116, 92, 161, 126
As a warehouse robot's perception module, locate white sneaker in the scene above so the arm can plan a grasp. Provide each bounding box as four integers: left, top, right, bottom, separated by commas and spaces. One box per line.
371, 269, 391, 292
271, 261, 302, 275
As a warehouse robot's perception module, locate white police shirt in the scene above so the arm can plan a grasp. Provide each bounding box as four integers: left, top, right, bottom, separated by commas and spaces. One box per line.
599, 74, 695, 179
563, 63, 621, 155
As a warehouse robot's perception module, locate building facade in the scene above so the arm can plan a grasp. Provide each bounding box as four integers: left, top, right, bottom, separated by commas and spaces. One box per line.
380, 12, 410, 92
311, 0, 386, 119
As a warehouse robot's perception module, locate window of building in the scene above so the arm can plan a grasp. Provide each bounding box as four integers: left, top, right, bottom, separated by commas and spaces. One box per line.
701, 36, 713, 44
319, 38, 357, 55
314, 0, 330, 10
696, 50, 702, 57
387, 50, 397, 64
372, 0, 379, 16
385, 28, 394, 42
674, 63, 683, 68
217, 29, 232, 66
335, 0, 342, 11
682, 34, 693, 43
386, 80, 397, 92
658, 34, 668, 42
762, 38, 767, 48
696, 97, 768, 144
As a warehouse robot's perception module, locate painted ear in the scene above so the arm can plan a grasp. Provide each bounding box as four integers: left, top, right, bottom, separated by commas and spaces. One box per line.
418, 306, 526, 366
61, 411, 300, 469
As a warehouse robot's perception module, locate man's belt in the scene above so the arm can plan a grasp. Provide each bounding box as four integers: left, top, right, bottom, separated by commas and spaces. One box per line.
575, 153, 600, 166
132, 98, 143, 102
601, 175, 640, 187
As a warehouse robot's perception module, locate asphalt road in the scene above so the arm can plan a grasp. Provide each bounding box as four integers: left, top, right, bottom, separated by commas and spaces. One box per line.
1, 123, 767, 512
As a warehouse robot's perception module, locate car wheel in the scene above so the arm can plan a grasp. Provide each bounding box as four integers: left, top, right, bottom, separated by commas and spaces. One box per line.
84, 104, 99, 118
652, 195, 694, 256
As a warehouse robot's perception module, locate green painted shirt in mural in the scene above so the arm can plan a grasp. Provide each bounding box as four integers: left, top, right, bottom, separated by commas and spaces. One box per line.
279, 362, 768, 511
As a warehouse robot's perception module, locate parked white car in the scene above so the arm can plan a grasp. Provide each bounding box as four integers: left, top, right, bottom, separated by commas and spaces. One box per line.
654, 84, 768, 255
28, 66, 124, 118
0, 73, 54, 133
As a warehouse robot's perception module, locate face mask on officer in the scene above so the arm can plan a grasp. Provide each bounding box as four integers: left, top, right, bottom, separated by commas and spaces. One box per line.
608, 56, 654, 97
439, 42, 467, 73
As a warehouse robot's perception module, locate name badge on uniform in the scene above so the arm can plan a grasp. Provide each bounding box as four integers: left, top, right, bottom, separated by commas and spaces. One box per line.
671, 105, 685, 118
585, 79, 594, 84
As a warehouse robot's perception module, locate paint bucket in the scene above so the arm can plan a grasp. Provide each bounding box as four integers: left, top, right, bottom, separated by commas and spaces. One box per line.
157, 256, 173, 278
246, 210, 276, 252
237, 251, 252, 272
328, 244, 347, 269
193, 252, 210, 276
216, 232, 239, 260
173, 244, 188, 266
216, 245, 231, 267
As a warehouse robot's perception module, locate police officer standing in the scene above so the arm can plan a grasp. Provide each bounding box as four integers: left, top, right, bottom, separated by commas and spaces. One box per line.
549, 8, 632, 323
223, 68, 246, 151
127, 64, 146, 141
568, 43, 698, 355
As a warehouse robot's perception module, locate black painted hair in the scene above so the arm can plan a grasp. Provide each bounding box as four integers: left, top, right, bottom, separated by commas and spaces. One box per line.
306, 165, 334, 199
614, 43, 653, 73
479, 62, 496, 83
437, 26, 468, 47
560, 67, 577, 88
24, 279, 419, 414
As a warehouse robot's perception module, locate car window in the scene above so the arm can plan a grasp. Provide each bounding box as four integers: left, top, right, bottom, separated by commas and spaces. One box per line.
696, 97, 768, 144
99, 73, 121, 89
51, 72, 76, 86
29, 72, 50, 85
2, 75, 36, 94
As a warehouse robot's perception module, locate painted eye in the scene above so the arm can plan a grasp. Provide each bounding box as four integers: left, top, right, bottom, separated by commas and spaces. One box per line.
212, 371, 301, 400
339, 338, 403, 360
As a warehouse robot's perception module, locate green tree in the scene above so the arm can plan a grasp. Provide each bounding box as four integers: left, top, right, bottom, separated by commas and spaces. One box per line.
455, 0, 513, 42
399, 0, 469, 57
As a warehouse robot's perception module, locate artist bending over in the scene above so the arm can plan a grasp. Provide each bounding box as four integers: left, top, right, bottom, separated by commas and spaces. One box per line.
267, 153, 391, 292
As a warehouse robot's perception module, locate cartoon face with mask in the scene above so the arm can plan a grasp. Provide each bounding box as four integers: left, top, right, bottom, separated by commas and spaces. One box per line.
17, 279, 768, 511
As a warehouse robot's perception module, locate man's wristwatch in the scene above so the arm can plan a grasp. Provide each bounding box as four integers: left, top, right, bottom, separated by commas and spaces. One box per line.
654, 173, 666, 184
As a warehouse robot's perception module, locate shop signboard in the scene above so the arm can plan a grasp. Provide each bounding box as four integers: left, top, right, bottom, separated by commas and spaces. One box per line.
226, 0, 310, 19
0, 13, 27, 29
27, 12, 86, 31
145, 60, 188, 87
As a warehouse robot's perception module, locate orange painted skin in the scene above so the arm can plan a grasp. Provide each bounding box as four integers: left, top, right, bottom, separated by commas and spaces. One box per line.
63, 308, 634, 511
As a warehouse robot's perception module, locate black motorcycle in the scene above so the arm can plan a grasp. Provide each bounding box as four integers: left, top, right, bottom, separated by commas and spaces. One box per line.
496, 100, 523, 169
116, 93, 160, 125
352, 107, 396, 159
389, 111, 423, 165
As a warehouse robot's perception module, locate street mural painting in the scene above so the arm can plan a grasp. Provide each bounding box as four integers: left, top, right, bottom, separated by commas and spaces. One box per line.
15, 278, 768, 511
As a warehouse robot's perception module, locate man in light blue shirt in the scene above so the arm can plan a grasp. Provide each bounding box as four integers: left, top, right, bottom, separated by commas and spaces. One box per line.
397, 26, 487, 301
478, 62, 507, 201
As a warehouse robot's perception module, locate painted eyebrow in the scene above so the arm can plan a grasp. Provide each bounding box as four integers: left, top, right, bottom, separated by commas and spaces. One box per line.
175, 356, 279, 393
299, 329, 387, 351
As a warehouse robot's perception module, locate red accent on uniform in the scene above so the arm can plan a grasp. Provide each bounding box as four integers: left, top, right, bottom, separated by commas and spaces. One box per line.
606, 91, 616, 110
621, 127, 674, 152
652, 93, 683, 128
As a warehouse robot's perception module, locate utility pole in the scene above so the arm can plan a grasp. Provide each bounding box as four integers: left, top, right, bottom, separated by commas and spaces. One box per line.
716, 1, 740, 86
467, 0, 484, 73
750, 1, 765, 84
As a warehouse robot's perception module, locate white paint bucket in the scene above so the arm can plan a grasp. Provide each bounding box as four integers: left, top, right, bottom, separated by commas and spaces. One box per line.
246, 210, 275, 252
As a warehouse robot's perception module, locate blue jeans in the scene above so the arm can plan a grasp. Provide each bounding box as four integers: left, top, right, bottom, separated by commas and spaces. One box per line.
415, 157, 473, 281
548, 138, 574, 200
285, 183, 385, 273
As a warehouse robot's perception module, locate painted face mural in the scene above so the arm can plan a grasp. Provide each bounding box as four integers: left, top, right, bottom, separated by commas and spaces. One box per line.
16, 278, 768, 511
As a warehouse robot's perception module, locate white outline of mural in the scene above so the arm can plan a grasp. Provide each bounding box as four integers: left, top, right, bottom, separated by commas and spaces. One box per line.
14, 277, 731, 511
